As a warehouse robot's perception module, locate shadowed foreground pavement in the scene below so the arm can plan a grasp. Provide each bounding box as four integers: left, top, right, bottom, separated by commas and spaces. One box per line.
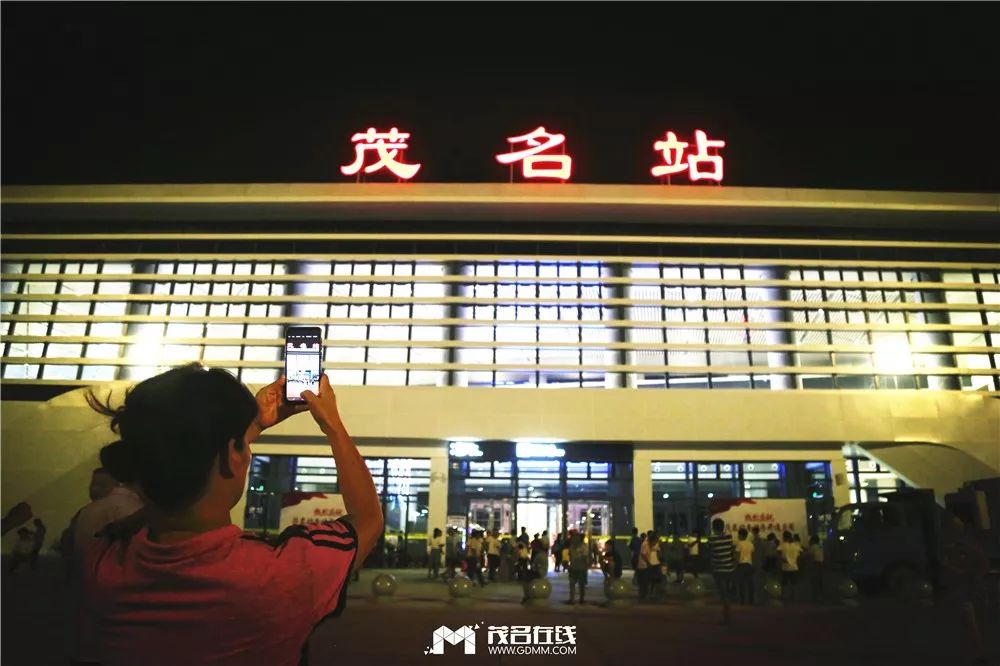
3, 556, 998, 665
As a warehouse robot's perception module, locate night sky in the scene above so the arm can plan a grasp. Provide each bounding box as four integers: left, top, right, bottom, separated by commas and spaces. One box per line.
3, 3, 999, 192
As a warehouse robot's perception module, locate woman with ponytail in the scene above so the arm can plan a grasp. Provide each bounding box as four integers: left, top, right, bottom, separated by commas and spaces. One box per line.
76, 363, 383, 666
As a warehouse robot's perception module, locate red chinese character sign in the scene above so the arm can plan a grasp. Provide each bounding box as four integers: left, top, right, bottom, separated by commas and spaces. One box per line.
341, 127, 421, 180
651, 129, 726, 183
496, 126, 572, 181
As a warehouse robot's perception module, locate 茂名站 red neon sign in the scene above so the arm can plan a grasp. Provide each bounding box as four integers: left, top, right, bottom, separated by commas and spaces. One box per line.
341, 127, 422, 180
651, 129, 725, 182
338, 125, 727, 183
495, 126, 572, 180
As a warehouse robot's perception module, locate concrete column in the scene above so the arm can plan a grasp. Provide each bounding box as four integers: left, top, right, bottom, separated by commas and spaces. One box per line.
633, 455, 653, 532
429, 453, 449, 535
829, 456, 850, 508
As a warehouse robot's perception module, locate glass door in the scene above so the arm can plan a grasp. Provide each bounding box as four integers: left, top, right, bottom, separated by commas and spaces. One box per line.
469, 499, 513, 534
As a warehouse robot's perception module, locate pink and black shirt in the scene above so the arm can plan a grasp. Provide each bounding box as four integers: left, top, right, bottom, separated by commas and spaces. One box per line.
81, 519, 357, 666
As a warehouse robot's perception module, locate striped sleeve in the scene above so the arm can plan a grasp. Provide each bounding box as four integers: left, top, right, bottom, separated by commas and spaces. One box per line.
708, 534, 735, 572
272, 519, 359, 624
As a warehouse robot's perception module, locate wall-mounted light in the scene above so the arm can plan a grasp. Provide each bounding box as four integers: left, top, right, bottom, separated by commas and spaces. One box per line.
449, 441, 484, 458
516, 442, 565, 458
873, 339, 913, 373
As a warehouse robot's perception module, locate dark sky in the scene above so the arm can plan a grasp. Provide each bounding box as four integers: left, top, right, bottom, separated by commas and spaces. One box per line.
3, 3, 999, 192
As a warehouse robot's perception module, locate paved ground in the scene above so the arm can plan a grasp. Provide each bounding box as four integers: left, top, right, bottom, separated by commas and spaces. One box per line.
4, 556, 999, 665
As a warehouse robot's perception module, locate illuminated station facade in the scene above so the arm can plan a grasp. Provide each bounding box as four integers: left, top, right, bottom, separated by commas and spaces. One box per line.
2, 125, 998, 563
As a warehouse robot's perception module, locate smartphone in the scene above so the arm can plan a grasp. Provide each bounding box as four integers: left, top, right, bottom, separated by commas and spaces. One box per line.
284, 326, 323, 403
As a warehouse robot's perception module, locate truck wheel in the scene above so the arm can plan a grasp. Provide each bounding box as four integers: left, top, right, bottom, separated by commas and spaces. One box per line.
885, 564, 916, 597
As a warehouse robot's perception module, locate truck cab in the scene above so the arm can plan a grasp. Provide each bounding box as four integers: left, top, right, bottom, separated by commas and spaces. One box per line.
826, 488, 940, 591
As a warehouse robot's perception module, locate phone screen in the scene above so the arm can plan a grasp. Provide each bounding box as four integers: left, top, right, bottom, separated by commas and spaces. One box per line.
284, 326, 322, 402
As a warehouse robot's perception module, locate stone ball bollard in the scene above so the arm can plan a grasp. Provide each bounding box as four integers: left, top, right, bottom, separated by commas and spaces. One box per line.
831, 575, 859, 606
449, 575, 475, 605
371, 573, 398, 602
763, 577, 783, 605
604, 578, 632, 607
525, 578, 552, 606
682, 576, 707, 604
911, 579, 934, 607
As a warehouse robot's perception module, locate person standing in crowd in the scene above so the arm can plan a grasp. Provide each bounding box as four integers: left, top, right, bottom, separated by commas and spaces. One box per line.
499, 533, 514, 582
709, 519, 736, 625
805, 535, 825, 601
531, 533, 549, 580
519, 535, 545, 604
516, 539, 531, 581
80, 368, 384, 665
485, 530, 501, 582
466, 529, 486, 587
29, 518, 47, 569
664, 533, 685, 583
68, 439, 146, 666
72, 446, 145, 558
567, 532, 590, 604
385, 529, 399, 567
764, 532, 780, 576
9, 527, 35, 573
778, 530, 803, 602
58, 468, 117, 581
687, 530, 702, 579
751, 527, 767, 605
427, 528, 445, 580
628, 527, 642, 573
517, 526, 530, 547
601, 538, 623, 580
445, 527, 461, 580
551, 532, 564, 572
590, 534, 602, 567
541, 530, 551, 556
637, 531, 661, 600
733, 527, 755, 604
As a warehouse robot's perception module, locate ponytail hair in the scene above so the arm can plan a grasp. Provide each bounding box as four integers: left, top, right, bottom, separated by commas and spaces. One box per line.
86, 363, 258, 512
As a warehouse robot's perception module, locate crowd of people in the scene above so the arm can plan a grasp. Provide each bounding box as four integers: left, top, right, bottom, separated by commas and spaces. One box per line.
417, 520, 841, 610
423, 525, 623, 604
628, 523, 827, 606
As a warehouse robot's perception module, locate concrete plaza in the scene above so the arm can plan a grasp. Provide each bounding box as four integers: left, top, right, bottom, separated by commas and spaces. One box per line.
3, 558, 998, 665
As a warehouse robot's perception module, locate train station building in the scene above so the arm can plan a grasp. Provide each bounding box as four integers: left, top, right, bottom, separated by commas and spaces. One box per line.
2, 182, 998, 558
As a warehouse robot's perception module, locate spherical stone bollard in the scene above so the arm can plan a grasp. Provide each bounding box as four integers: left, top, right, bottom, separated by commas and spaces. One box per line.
371, 573, 398, 603
912, 579, 934, 605
449, 575, 475, 605
682, 576, 707, 605
525, 578, 552, 606
604, 578, 632, 608
833, 576, 859, 606
763, 577, 783, 606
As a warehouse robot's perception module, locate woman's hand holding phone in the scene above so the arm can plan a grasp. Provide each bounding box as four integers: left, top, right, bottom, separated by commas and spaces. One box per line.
300, 374, 345, 436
